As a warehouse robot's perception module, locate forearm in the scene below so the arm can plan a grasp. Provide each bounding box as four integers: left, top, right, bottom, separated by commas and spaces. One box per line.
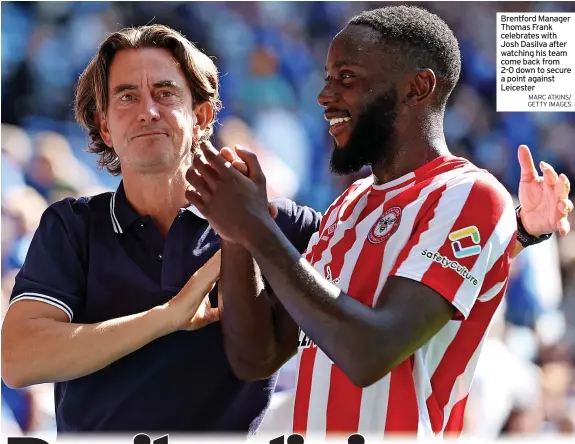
219, 240, 280, 378
2, 306, 172, 388
244, 218, 386, 383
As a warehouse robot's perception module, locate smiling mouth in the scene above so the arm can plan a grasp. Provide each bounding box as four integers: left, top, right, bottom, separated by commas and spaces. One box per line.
328, 117, 352, 137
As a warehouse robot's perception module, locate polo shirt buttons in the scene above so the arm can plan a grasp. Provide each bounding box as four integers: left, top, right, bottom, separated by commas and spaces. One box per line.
157, 254, 163, 262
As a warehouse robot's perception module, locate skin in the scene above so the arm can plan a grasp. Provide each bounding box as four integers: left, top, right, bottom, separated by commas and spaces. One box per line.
187, 25, 573, 385
1, 48, 221, 389
99, 48, 213, 236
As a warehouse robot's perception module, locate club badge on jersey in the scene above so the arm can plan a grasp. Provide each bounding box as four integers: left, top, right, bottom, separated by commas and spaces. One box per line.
367, 206, 402, 244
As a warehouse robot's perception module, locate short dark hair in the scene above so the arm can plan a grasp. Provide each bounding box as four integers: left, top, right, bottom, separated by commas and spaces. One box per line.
75, 25, 222, 176
349, 5, 461, 107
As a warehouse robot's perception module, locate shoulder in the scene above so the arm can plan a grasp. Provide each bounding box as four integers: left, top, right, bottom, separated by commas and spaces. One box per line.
429, 157, 514, 210
39, 191, 114, 241
271, 197, 321, 227
270, 197, 322, 253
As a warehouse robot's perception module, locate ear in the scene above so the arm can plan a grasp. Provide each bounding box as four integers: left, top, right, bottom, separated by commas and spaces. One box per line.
404, 68, 436, 106
96, 112, 114, 147
193, 102, 214, 140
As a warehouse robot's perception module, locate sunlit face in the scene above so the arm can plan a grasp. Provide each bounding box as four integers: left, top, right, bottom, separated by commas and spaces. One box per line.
318, 25, 400, 175
99, 48, 208, 174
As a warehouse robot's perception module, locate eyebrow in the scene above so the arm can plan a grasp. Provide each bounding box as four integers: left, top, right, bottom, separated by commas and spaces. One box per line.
325, 60, 364, 71
111, 80, 184, 96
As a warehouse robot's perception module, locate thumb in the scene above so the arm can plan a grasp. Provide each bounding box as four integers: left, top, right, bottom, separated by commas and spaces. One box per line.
268, 202, 278, 219
234, 145, 266, 186
518, 145, 538, 181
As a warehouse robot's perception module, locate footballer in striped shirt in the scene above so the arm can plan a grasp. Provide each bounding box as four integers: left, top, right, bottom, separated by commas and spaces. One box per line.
187, 5, 573, 440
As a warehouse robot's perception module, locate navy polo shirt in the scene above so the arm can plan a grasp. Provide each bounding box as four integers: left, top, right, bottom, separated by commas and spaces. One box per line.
9, 182, 320, 434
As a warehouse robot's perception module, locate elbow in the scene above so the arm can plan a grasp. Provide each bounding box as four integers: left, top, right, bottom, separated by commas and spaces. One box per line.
347, 369, 390, 388
226, 352, 281, 382
338, 353, 393, 388
2, 350, 30, 389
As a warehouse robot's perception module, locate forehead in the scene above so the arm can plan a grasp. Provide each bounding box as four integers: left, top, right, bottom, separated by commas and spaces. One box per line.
326, 25, 387, 70
108, 48, 188, 88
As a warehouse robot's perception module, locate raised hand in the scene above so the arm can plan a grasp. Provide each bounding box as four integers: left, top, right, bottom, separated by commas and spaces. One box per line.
517, 144, 573, 236
186, 142, 272, 245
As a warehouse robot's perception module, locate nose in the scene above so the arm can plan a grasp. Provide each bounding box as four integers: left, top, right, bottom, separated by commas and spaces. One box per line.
317, 81, 337, 108
137, 92, 160, 123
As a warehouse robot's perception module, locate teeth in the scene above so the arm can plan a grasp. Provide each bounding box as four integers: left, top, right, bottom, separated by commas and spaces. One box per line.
329, 117, 351, 127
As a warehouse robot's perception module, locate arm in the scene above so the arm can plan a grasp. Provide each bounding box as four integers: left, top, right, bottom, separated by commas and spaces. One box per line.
242, 180, 516, 386
187, 146, 517, 387
2, 301, 170, 388
242, 219, 457, 387
2, 204, 220, 388
218, 240, 279, 379
191, 146, 320, 380
219, 197, 320, 381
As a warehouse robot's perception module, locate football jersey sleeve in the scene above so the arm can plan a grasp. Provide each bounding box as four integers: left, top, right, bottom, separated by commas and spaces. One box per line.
390, 173, 517, 319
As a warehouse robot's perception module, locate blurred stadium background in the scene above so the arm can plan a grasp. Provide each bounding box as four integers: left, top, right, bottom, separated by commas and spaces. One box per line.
1, 0, 574, 439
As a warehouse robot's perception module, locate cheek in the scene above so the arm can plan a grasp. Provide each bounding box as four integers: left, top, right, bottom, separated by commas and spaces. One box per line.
170, 109, 195, 136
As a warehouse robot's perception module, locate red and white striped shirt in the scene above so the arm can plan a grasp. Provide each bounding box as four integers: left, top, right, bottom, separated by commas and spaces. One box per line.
289, 155, 517, 439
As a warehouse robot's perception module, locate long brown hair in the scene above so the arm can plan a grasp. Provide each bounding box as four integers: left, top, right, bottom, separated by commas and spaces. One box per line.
74, 25, 222, 176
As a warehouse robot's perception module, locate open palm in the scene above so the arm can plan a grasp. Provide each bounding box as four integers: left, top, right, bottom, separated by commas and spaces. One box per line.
517, 145, 573, 237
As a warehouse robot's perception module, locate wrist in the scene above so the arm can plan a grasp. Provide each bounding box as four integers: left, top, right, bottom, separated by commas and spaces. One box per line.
149, 304, 178, 337
516, 205, 552, 247
241, 213, 277, 252
242, 215, 279, 255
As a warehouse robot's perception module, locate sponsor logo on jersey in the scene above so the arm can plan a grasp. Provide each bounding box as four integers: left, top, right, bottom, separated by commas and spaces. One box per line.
421, 249, 479, 286
449, 226, 482, 258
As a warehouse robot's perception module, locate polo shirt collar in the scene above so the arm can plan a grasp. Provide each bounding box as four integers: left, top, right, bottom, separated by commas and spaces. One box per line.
110, 181, 206, 234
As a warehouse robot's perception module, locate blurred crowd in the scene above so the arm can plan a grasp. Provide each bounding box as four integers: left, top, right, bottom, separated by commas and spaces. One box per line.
1, 1, 574, 438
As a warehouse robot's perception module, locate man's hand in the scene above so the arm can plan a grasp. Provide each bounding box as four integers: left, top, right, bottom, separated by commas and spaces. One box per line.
191, 143, 278, 220
162, 250, 221, 331
185, 143, 273, 244
517, 145, 573, 236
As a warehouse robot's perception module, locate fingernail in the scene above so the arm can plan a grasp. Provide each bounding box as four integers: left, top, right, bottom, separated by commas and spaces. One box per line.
540, 161, 549, 170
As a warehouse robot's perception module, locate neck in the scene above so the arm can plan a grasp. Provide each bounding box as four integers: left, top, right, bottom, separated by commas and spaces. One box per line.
372, 112, 450, 185
122, 160, 191, 237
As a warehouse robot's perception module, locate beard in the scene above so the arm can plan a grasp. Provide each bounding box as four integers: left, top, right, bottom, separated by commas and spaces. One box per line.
330, 87, 398, 175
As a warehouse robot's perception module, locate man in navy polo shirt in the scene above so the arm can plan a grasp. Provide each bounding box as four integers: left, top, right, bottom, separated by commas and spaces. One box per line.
1, 25, 319, 434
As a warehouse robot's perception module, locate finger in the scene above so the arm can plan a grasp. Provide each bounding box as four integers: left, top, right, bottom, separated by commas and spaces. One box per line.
518, 145, 538, 181
190, 156, 219, 189
199, 141, 230, 175
557, 217, 571, 236
555, 173, 571, 199
540, 161, 559, 187
203, 296, 220, 323
189, 251, 221, 288
185, 188, 205, 213
234, 145, 266, 186
268, 202, 278, 219
186, 168, 212, 197
232, 159, 248, 175
558, 198, 574, 215
219, 146, 236, 163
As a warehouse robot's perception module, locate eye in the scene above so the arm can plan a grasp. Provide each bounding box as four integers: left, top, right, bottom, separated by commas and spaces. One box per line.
340, 72, 355, 82
159, 90, 174, 98
119, 94, 133, 102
